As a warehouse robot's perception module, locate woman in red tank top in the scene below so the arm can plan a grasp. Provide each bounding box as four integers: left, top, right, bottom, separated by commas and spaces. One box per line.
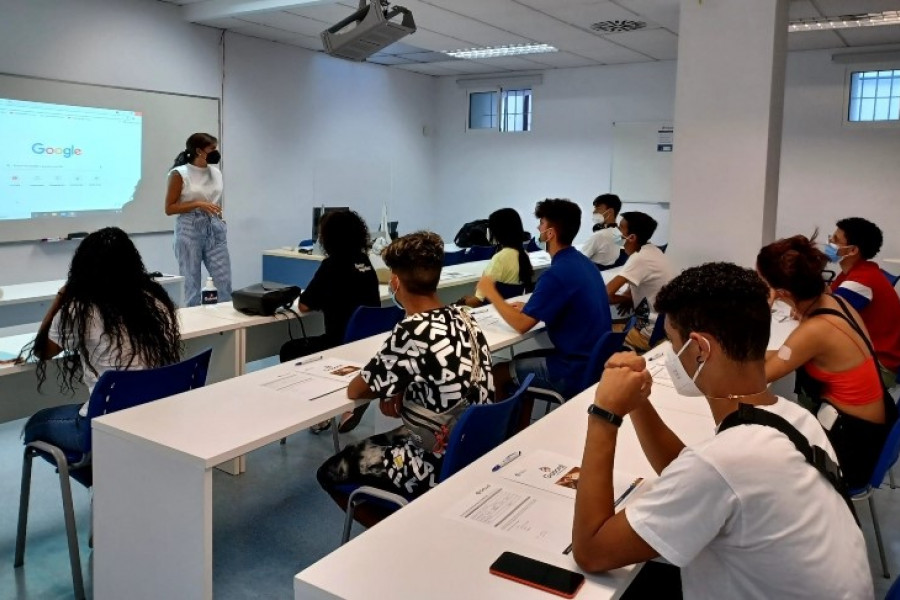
757, 234, 895, 489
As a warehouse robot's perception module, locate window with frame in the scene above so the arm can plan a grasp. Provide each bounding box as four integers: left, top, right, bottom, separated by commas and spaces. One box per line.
468, 87, 533, 132
847, 69, 900, 122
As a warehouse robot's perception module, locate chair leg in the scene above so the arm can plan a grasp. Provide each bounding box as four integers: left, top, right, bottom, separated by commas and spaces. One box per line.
280, 437, 287, 445
868, 494, 890, 579
331, 417, 341, 454
890, 469, 896, 490
341, 498, 358, 545
89, 493, 94, 549
14, 447, 35, 568
56, 459, 86, 600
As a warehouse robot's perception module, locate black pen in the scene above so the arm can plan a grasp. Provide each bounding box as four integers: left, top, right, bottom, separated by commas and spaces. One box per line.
563, 478, 645, 555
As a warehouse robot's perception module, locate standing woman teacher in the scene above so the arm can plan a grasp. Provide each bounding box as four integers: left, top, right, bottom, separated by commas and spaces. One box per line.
165, 132, 232, 306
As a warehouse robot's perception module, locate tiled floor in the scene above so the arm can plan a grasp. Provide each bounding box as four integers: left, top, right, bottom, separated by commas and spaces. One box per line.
0, 407, 898, 599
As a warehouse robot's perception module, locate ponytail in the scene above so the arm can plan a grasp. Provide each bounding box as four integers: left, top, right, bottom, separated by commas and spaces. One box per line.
517, 247, 534, 292
170, 150, 192, 169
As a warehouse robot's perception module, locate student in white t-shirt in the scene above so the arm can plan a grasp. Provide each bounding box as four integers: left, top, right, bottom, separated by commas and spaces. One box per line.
605, 211, 673, 351
23, 228, 182, 463
580, 193, 624, 268
572, 263, 872, 600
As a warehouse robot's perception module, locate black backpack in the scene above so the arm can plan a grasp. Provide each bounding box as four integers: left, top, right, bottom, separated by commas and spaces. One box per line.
454, 219, 490, 248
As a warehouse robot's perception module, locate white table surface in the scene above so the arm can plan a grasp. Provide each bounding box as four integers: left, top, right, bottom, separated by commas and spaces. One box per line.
293, 311, 798, 600
294, 373, 716, 600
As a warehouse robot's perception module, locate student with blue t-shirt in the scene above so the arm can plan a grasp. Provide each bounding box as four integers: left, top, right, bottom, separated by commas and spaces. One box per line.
480, 198, 612, 403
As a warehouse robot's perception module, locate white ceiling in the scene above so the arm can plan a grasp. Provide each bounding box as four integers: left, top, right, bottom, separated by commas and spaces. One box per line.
157, 0, 900, 76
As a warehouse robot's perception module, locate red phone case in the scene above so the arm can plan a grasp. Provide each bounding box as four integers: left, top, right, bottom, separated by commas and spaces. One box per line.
489, 566, 585, 598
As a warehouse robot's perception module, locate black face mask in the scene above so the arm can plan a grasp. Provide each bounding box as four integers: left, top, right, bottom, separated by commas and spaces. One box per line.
205, 150, 221, 165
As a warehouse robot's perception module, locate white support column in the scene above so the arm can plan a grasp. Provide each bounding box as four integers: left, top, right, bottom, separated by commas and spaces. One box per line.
668, 0, 789, 269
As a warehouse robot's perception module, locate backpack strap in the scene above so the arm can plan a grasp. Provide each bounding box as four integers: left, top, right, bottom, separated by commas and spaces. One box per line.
718, 404, 857, 521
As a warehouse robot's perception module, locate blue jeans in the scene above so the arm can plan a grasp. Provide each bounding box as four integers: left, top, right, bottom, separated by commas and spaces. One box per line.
23, 404, 91, 459
175, 211, 232, 306
508, 350, 574, 399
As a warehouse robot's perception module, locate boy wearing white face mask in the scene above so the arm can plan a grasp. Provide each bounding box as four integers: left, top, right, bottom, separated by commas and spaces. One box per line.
571, 263, 872, 599
580, 194, 624, 268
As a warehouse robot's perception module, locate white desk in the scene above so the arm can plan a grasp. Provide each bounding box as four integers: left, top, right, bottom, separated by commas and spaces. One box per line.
0, 302, 318, 424
294, 374, 715, 599
0, 276, 185, 330
91, 312, 543, 600
292, 311, 799, 600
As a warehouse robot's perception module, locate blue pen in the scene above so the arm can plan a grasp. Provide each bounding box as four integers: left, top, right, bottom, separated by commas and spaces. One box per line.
491, 451, 522, 472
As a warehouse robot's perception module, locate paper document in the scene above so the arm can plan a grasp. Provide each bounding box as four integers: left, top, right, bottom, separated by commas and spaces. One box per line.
771, 300, 794, 324
261, 358, 362, 400
496, 450, 642, 502
444, 482, 574, 554
644, 344, 673, 388
441, 270, 467, 281
295, 357, 363, 382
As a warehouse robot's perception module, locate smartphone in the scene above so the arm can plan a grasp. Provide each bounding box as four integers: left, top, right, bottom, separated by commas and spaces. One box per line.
490, 551, 586, 598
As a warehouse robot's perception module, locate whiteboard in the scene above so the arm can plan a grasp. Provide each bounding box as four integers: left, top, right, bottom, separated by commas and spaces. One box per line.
610, 121, 673, 205
0, 73, 219, 243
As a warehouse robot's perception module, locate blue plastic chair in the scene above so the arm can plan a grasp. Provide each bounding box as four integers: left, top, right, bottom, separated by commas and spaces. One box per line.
298, 238, 315, 247
465, 246, 496, 262
443, 249, 467, 266
340, 374, 535, 544
658, 243, 668, 253
14, 349, 212, 600
886, 574, 900, 600
849, 417, 900, 579
527, 327, 630, 414
343, 305, 404, 343
882, 268, 900, 287
524, 237, 540, 252
648, 313, 667, 347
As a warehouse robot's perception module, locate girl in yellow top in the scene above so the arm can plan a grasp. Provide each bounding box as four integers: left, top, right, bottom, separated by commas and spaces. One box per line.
461, 208, 534, 307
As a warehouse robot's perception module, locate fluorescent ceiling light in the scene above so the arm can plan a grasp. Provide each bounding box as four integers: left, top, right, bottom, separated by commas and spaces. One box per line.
788, 11, 900, 32
444, 43, 558, 60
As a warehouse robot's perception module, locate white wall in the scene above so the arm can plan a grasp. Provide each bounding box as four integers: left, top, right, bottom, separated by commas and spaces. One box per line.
777, 49, 900, 267
431, 50, 900, 267
432, 62, 677, 246
0, 0, 437, 288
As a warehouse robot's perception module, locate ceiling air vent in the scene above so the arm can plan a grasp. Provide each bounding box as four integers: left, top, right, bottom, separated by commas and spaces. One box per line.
591, 20, 647, 33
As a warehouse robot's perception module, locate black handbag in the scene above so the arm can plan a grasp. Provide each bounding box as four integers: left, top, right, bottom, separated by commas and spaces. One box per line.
231, 282, 301, 316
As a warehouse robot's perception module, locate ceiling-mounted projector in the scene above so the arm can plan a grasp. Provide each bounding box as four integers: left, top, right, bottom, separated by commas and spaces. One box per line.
321, 0, 416, 62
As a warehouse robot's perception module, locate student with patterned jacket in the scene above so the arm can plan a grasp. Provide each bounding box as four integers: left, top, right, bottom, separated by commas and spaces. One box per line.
826, 217, 900, 386
317, 232, 494, 507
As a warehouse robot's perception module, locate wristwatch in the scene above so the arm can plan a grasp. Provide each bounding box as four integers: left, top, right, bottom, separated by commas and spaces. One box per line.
587, 404, 623, 427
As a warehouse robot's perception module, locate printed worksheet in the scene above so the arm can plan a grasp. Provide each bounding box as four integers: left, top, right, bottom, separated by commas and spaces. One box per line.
644, 344, 673, 387
496, 450, 642, 503
295, 357, 363, 382
444, 482, 574, 554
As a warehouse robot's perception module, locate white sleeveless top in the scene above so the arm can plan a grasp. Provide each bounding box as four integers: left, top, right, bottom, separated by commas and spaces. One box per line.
170, 164, 223, 207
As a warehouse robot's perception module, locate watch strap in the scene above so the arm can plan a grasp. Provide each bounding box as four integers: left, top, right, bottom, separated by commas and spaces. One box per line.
587, 404, 623, 427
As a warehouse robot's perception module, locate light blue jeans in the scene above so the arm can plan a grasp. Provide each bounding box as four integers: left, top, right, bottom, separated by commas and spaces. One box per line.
175, 211, 232, 306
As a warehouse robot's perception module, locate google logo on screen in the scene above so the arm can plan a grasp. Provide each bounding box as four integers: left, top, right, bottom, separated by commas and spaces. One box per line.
32, 143, 83, 158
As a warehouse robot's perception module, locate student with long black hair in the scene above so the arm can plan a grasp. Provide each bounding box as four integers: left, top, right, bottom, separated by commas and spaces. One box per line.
460, 208, 534, 307
23, 227, 182, 461
165, 132, 231, 306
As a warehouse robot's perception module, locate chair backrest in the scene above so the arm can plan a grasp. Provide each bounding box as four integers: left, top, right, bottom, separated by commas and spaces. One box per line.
612, 249, 628, 267
881, 268, 900, 287
867, 416, 900, 489
443, 249, 467, 266
523, 237, 540, 252
495, 282, 527, 300
658, 243, 668, 253
579, 329, 628, 391
465, 246, 495, 262
439, 374, 534, 482
343, 305, 405, 343
648, 313, 667, 347
298, 238, 315, 247
84, 348, 213, 451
